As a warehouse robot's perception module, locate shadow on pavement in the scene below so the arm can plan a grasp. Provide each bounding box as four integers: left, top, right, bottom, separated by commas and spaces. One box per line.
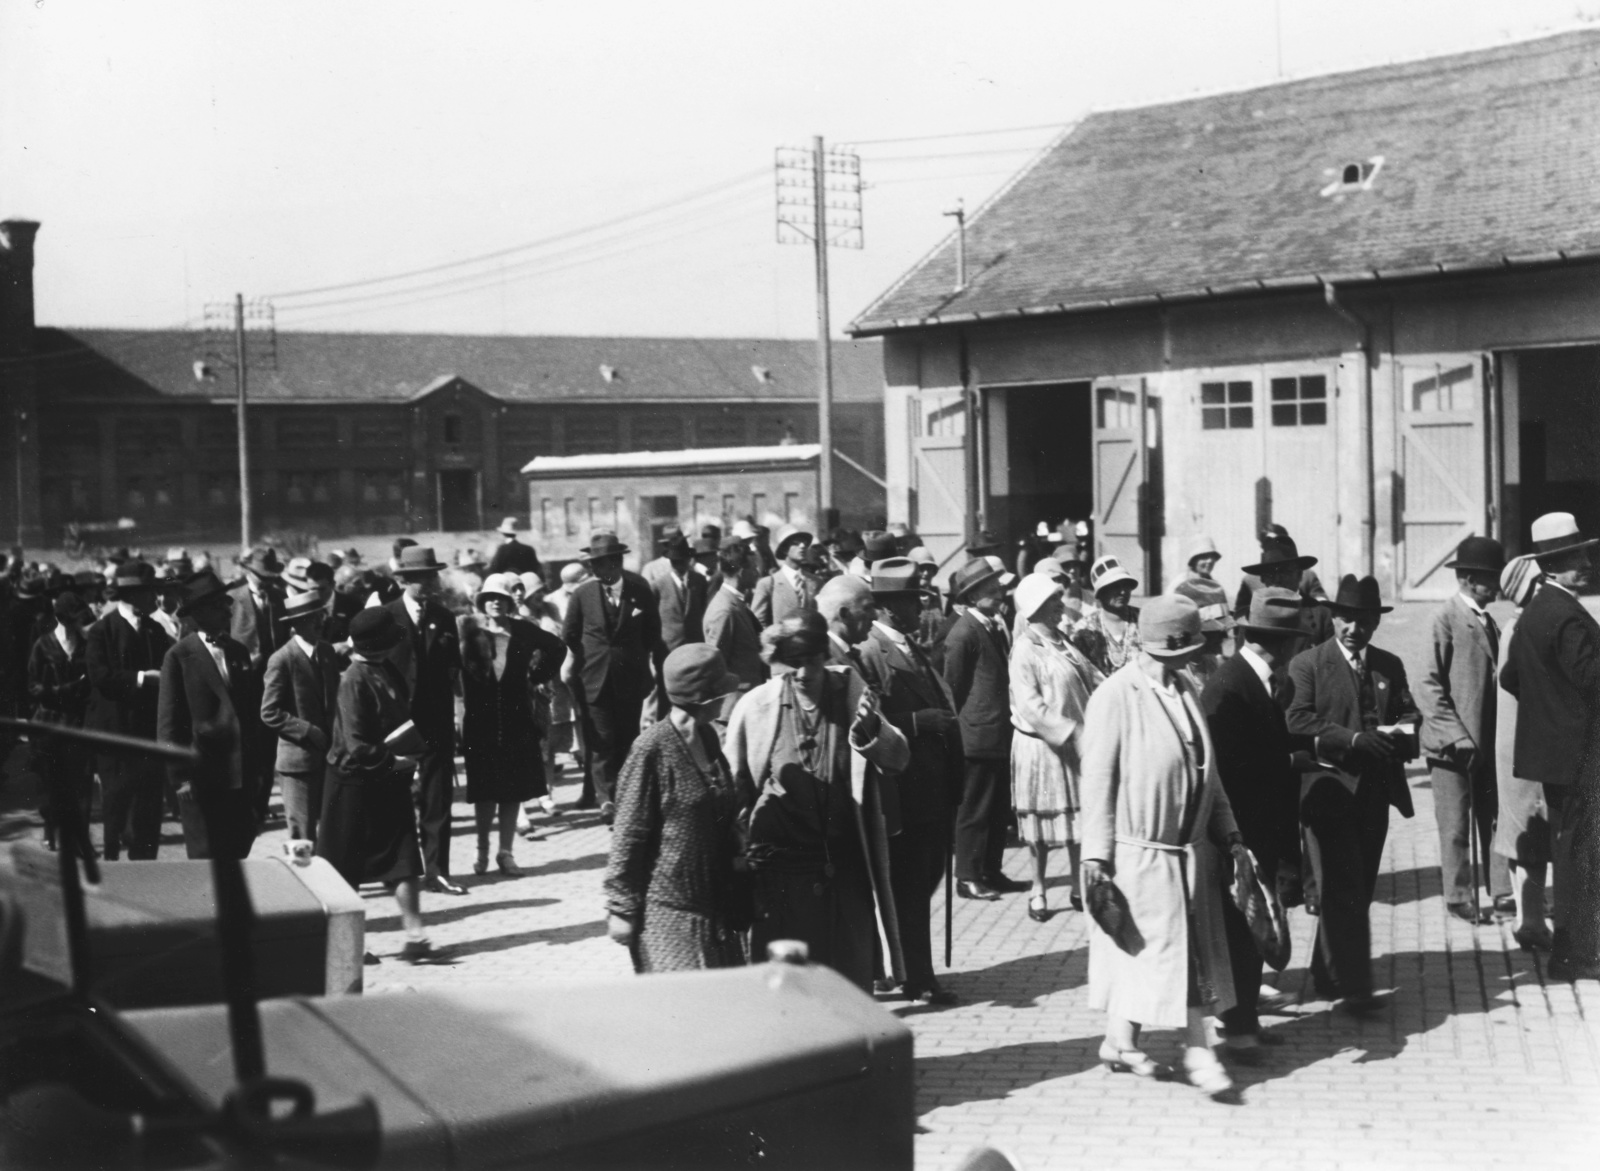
443, 918, 608, 957
914, 1037, 1104, 1109
941, 946, 1087, 1009
515, 852, 609, 879
1372, 866, 1444, 906
365, 895, 560, 933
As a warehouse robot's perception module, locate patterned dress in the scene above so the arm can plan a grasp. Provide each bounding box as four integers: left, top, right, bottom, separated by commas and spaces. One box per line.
1071, 606, 1140, 677
603, 718, 747, 973
1009, 626, 1103, 844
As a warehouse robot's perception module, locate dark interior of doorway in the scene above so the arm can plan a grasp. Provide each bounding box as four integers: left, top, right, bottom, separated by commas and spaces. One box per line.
990, 382, 1093, 551
1513, 345, 1600, 545
438, 469, 479, 532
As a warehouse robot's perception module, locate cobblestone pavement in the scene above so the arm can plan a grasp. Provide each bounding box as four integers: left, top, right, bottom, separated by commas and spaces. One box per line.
239, 751, 1600, 1171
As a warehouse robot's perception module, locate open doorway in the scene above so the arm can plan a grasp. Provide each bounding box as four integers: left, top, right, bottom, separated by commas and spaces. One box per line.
437, 469, 480, 532
985, 382, 1094, 554
1507, 345, 1600, 547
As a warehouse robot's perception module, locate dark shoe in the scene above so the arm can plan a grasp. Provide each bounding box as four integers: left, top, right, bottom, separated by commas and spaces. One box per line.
1340, 992, 1390, 1016
1026, 895, 1052, 922
399, 939, 447, 964
1221, 1040, 1265, 1066
1514, 925, 1555, 952
957, 879, 1001, 901
1068, 891, 1084, 912
363, 951, 382, 966
423, 875, 468, 896
1447, 902, 1489, 925
908, 985, 960, 1006
1547, 955, 1600, 981
985, 874, 1031, 894
1492, 894, 1517, 919
1311, 978, 1340, 1001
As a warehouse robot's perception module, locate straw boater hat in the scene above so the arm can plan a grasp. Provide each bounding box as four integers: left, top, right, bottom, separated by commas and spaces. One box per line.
662, 644, 742, 708
578, 532, 629, 562
1444, 535, 1506, 575
392, 545, 448, 577
1089, 554, 1138, 598
1139, 595, 1203, 659
1234, 586, 1303, 640
498, 516, 521, 536
1324, 574, 1394, 615
771, 523, 813, 559
281, 586, 326, 622
1528, 512, 1598, 563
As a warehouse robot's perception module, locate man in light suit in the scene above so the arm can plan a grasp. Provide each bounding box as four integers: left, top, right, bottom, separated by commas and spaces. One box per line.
261, 586, 342, 842
1418, 535, 1511, 923
1500, 512, 1600, 980
642, 530, 708, 652
385, 545, 464, 893
751, 524, 819, 628
858, 557, 962, 1005
1287, 574, 1420, 1013
562, 532, 662, 822
701, 536, 765, 721
157, 570, 262, 860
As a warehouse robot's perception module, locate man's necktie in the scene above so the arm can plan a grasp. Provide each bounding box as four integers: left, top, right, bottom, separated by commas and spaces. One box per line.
1482, 612, 1500, 661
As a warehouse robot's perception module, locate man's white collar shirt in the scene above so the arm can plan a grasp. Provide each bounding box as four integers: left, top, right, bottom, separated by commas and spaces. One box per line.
151, 609, 180, 639
781, 564, 804, 592
294, 633, 319, 660
605, 578, 625, 607
1336, 640, 1366, 673
829, 631, 853, 658
402, 593, 424, 627
117, 602, 143, 633
199, 631, 230, 684
54, 623, 77, 656
1238, 644, 1274, 692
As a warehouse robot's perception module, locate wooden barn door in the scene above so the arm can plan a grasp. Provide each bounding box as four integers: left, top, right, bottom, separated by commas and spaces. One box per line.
1093, 378, 1153, 592
910, 388, 970, 572
1395, 354, 1489, 599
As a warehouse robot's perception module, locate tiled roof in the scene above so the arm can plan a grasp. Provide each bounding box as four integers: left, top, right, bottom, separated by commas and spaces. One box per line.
30, 328, 883, 403
852, 29, 1600, 333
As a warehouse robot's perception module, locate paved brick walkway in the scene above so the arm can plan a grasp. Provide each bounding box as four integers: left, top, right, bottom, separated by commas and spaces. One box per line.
246, 751, 1600, 1170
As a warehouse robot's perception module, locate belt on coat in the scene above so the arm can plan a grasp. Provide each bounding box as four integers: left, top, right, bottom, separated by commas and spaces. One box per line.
1114, 834, 1189, 854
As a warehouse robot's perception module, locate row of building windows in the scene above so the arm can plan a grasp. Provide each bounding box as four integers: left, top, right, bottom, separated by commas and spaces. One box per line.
42, 471, 409, 515
532, 490, 806, 538
1200, 374, 1328, 431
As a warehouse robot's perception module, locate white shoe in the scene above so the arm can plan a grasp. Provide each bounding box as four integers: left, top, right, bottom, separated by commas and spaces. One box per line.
1183, 1049, 1234, 1099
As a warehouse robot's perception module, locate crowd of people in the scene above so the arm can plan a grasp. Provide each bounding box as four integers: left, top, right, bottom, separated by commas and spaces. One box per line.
4, 504, 1597, 1093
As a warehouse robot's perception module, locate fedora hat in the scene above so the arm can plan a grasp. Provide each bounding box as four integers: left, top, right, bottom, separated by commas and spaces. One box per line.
52, 591, 91, 623
579, 532, 630, 561
281, 586, 326, 622
1240, 537, 1317, 577
860, 530, 899, 566
908, 545, 937, 568
176, 569, 234, 617
1089, 555, 1138, 597
1236, 586, 1304, 639
662, 643, 742, 707
1325, 573, 1393, 614
1529, 512, 1598, 561
348, 608, 405, 656
950, 557, 1010, 603
109, 560, 155, 594
1140, 594, 1203, 659
967, 529, 1004, 557
771, 524, 813, 559
238, 545, 284, 579
497, 516, 521, 536
1051, 544, 1088, 569
659, 530, 693, 559
393, 545, 448, 577
869, 556, 921, 597
1444, 535, 1506, 575
691, 537, 718, 557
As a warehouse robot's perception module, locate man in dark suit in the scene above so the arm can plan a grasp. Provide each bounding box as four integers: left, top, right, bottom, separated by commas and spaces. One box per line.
85, 561, 173, 860
261, 586, 342, 842
1499, 512, 1600, 980
157, 570, 262, 860
1237, 536, 1333, 648
1286, 574, 1420, 1013
1418, 535, 1511, 923
230, 545, 287, 669
486, 517, 543, 577
752, 524, 819, 628
1201, 587, 1313, 1056
701, 537, 764, 721
941, 557, 1022, 901
859, 557, 962, 1005
642, 531, 708, 652
385, 545, 465, 893
562, 532, 662, 823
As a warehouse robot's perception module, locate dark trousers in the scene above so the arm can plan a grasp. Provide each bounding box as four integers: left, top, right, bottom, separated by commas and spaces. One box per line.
889, 819, 948, 991
99, 755, 164, 860
587, 698, 644, 808
1546, 783, 1600, 962
40, 738, 94, 850
1303, 775, 1390, 1001
954, 758, 1008, 882
179, 785, 256, 860
278, 768, 323, 842
1432, 763, 1510, 905
1220, 858, 1275, 1037
413, 740, 456, 878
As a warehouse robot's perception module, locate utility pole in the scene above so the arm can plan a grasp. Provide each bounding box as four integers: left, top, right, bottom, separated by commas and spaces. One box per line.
943, 199, 967, 291
777, 138, 861, 530
202, 297, 277, 550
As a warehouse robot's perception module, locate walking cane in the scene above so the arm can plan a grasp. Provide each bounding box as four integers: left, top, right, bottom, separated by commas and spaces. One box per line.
1466, 752, 1483, 923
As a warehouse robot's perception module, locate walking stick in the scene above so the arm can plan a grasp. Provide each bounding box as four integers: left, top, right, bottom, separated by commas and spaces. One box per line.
944, 840, 954, 968
1466, 753, 1482, 923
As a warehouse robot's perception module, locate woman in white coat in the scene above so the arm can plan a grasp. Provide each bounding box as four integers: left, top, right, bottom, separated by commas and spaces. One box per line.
1080, 595, 1254, 1099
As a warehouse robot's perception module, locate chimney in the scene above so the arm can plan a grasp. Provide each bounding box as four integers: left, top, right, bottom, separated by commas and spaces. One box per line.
0, 219, 42, 547
0, 219, 41, 353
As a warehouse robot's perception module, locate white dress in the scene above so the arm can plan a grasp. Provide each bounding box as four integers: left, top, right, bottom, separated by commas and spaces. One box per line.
1008, 625, 1103, 845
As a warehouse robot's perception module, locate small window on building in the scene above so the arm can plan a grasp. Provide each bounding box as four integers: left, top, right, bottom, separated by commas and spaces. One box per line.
540, 498, 552, 536
1200, 381, 1254, 430
751, 493, 767, 524
443, 414, 463, 445
784, 492, 800, 522
1321, 155, 1384, 197
564, 497, 576, 536
722, 494, 736, 528
1096, 385, 1138, 430
1408, 364, 1476, 413
1271, 375, 1328, 426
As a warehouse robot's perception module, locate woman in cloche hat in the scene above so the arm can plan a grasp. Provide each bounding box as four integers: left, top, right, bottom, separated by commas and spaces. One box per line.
457, 573, 568, 878
1078, 594, 1254, 1100
603, 644, 748, 973
1071, 555, 1142, 676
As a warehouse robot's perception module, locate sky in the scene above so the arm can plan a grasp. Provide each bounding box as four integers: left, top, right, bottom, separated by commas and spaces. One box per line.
4, 0, 1598, 339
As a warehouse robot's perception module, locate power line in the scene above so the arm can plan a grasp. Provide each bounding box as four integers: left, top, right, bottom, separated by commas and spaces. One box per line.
843, 121, 1070, 147
265, 167, 768, 300
859, 145, 1043, 164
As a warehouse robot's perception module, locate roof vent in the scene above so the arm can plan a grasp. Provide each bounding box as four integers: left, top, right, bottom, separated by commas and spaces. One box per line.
1321, 155, 1384, 198
599, 364, 619, 383
751, 365, 773, 384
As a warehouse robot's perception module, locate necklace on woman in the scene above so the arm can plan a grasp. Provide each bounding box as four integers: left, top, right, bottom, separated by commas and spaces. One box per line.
786, 676, 828, 772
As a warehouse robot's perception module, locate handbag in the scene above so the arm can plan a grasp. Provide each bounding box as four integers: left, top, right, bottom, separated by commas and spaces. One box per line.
1232, 850, 1291, 971
1086, 877, 1144, 955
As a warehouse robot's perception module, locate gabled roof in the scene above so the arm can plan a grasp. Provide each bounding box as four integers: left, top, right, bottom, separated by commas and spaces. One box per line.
29, 329, 883, 404
852, 29, 1600, 334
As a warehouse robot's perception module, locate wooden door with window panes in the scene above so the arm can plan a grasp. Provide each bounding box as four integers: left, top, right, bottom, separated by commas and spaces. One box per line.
1262, 363, 1340, 584
1092, 378, 1156, 591
1395, 355, 1489, 599
910, 388, 970, 571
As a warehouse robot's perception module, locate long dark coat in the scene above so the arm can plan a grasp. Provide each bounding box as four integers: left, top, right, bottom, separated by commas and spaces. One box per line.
458, 615, 566, 804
